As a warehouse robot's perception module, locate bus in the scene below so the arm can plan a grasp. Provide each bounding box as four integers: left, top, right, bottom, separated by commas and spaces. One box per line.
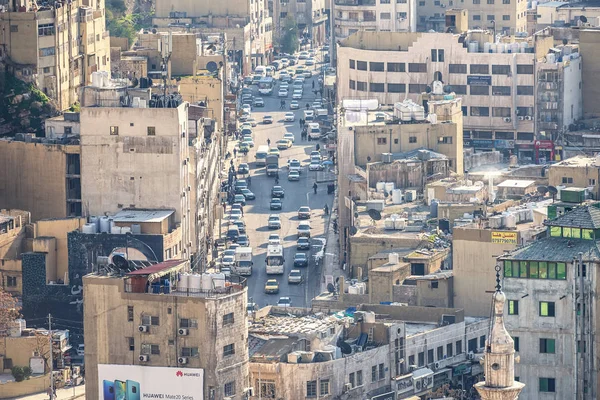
258, 77, 275, 95
266, 245, 284, 274
255, 145, 269, 167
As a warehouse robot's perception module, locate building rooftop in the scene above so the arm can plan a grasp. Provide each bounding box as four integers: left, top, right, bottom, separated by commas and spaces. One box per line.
497, 179, 536, 188
111, 209, 174, 223
545, 204, 600, 229
406, 270, 453, 280
248, 313, 343, 337
405, 322, 439, 336
505, 236, 600, 262
552, 155, 598, 167
126, 259, 186, 277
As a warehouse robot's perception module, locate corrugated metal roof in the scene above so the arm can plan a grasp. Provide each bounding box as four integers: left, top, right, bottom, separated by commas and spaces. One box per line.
505, 237, 600, 262
545, 205, 600, 229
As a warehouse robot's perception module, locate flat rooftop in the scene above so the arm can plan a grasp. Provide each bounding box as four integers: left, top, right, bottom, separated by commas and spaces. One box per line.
111, 209, 174, 223
552, 155, 597, 167
497, 179, 536, 188
249, 313, 342, 337
405, 322, 439, 336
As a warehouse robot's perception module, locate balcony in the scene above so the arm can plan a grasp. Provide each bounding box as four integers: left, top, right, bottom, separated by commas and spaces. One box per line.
335, 0, 375, 6
124, 274, 247, 299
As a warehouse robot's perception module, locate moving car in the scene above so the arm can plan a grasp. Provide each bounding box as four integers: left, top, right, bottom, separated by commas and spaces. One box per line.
290, 100, 300, 110
253, 97, 265, 107
297, 221, 311, 238
297, 237, 310, 250
237, 234, 250, 247
268, 214, 281, 229
247, 118, 258, 127
298, 51, 309, 60
277, 139, 292, 149
271, 186, 285, 198
277, 297, 292, 307
288, 170, 300, 181
288, 159, 302, 173
305, 58, 316, 66
284, 112, 295, 122
283, 132, 296, 143
270, 198, 283, 210
292, 90, 303, 100
234, 194, 246, 206
280, 82, 289, 91
240, 188, 255, 200
309, 161, 324, 171
268, 233, 281, 245
221, 254, 236, 267
288, 269, 303, 284
263, 115, 274, 124
297, 206, 311, 219
264, 279, 280, 294
278, 89, 288, 97
294, 252, 308, 267
241, 127, 253, 136
268, 148, 281, 157
237, 163, 250, 174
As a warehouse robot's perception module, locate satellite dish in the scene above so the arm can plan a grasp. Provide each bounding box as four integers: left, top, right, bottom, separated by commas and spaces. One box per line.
580, 15, 588, 22
112, 254, 129, 270
206, 61, 219, 73
547, 186, 558, 195
350, 226, 358, 236
426, 86, 432, 93
151, 28, 157, 34
537, 185, 549, 195
338, 341, 353, 354
327, 283, 335, 293
443, 85, 452, 93
368, 209, 382, 221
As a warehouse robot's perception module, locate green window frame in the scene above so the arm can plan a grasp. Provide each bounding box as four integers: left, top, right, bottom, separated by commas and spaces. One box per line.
538, 262, 547, 279
519, 261, 528, 278
557, 263, 567, 280
539, 301, 555, 317
571, 228, 581, 239
508, 300, 518, 315
540, 338, 555, 354
582, 229, 594, 240
547, 262, 556, 279
550, 226, 561, 237
562, 227, 572, 238
504, 260, 512, 277
529, 261, 539, 279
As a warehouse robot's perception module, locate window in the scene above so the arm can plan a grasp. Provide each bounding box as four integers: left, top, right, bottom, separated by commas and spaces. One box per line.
438, 137, 452, 144
38, 23, 55, 36
179, 318, 198, 328
503, 14, 510, 20
398, 0, 407, 3
517, 64, 534, 74
431, 49, 437, 62
10, 25, 18, 32
356, 370, 363, 386
377, 137, 387, 145
397, 12, 407, 18
503, 0, 510, 3
437, 346, 443, 360
480, 335, 486, 348
39, 47, 56, 57
408, 355, 415, 366
470, 64, 489, 74
470, 86, 489, 95
428, 349, 434, 363
380, 12, 391, 19
379, 363, 385, 379
223, 343, 235, 357
6, 276, 17, 287
517, 107, 533, 116
539, 301, 555, 317
370, 83, 385, 92
487, 14, 495, 20
508, 300, 519, 315
223, 313, 235, 326
224, 381, 236, 397
181, 347, 199, 357
468, 338, 477, 352
449, 64, 467, 74
42, 67, 51, 74
446, 343, 453, 357
493, 107, 511, 117
562, 177, 573, 184
349, 372, 355, 388
409, 136, 417, 143
578, 340, 586, 353
473, 14, 481, 20
487, 0, 494, 3
471, 106, 490, 116
141, 344, 160, 355
492, 64, 511, 75
110, 126, 119, 135
357, 61, 367, 71
451, 85, 467, 94
473, 0, 480, 3
257, 380, 276, 398
438, 49, 445, 62
146, 126, 156, 136
307, 381, 317, 397
418, 352, 425, 366
539, 339, 555, 354
539, 378, 556, 393
350, 59, 356, 69
431, 281, 439, 288
456, 340, 462, 354
357, 81, 367, 92
409, 63, 427, 72
514, 336, 520, 351
388, 83, 406, 93
141, 315, 159, 326
462, 106, 468, 116
127, 337, 134, 351
409, 84, 427, 93
349, 80, 356, 90
517, 132, 534, 141
380, 0, 390, 3
388, 62, 405, 72
370, 62, 384, 72
319, 379, 330, 396
371, 366, 378, 382
590, 179, 596, 186
127, 306, 134, 322
517, 86, 534, 95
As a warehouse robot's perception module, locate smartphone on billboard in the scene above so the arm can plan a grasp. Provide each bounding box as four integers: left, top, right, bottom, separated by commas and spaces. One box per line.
114, 380, 127, 400
103, 380, 115, 400
127, 380, 141, 400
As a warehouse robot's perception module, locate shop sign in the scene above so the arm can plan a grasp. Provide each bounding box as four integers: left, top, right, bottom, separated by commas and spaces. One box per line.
395, 375, 414, 394
472, 139, 494, 148
433, 370, 451, 387
491, 231, 518, 244
494, 139, 515, 149
467, 75, 492, 86
535, 140, 554, 149
452, 363, 472, 376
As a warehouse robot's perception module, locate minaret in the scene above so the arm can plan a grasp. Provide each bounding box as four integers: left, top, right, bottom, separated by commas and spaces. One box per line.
474, 266, 525, 400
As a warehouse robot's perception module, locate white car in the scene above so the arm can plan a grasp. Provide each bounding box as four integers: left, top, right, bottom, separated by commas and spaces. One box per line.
280, 82, 289, 91
298, 51, 309, 60
277, 297, 292, 307
290, 100, 300, 110
305, 58, 316, 66
288, 170, 300, 181
297, 221, 311, 238
222, 255, 236, 267
285, 112, 295, 122
278, 89, 288, 97
263, 115, 274, 124
288, 269, 303, 284
283, 132, 295, 143
293, 91, 303, 100
247, 118, 258, 127
303, 70, 312, 78
309, 162, 323, 171
288, 159, 302, 173
268, 214, 281, 229
242, 104, 251, 113
268, 233, 281, 246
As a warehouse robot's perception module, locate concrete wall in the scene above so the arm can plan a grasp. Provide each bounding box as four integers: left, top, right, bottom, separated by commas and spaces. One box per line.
416, 277, 453, 308
154, 0, 250, 18
580, 30, 600, 119
0, 141, 80, 221
350, 234, 426, 274
359, 304, 464, 323
0, 374, 50, 399
0, 335, 49, 372
84, 275, 248, 400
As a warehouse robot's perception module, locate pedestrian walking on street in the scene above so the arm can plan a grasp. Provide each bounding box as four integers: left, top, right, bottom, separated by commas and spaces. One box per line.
233, 148, 237, 158
267, 138, 271, 146
324, 204, 329, 215
247, 176, 252, 186
312, 80, 315, 89
313, 182, 318, 194
299, 119, 303, 128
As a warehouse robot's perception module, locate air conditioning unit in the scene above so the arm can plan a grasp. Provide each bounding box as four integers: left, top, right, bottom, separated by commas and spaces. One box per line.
503, 117, 512, 122
178, 357, 188, 364
467, 351, 475, 360
224, 107, 230, 112
139, 355, 149, 362
178, 328, 189, 335
518, 116, 524, 120
416, 379, 422, 391
409, 364, 418, 372
525, 116, 533, 120
138, 325, 149, 333
434, 361, 440, 370
343, 383, 352, 393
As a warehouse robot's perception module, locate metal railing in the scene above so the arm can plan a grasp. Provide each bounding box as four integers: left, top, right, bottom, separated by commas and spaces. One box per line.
124, 275, 246, 298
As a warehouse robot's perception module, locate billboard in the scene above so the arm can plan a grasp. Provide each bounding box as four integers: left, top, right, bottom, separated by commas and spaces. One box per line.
491, 231, 518, 244
98, 364, 204, 400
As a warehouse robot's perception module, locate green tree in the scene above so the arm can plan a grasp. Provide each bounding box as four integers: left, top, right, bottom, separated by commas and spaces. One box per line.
280, 16, 298, 54
11, 366, 32, 382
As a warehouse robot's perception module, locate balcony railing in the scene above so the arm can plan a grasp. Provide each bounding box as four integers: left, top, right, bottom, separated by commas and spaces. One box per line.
335, 0, 375, 6
124, 275, 247, 298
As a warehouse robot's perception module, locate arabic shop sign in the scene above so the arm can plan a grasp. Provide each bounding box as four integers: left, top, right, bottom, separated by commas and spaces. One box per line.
491, 231, 518, 244
467, 75, 492, 86
395, 375, 414, 394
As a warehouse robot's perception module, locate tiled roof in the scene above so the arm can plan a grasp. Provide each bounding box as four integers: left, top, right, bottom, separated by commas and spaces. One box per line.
545, 205, 600, 229
506, 237, 600, 262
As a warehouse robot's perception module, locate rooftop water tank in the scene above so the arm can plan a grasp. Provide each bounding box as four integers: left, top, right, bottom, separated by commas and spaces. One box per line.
392, 189, 403, 204
178, 273, 189, 291
111, 226, 122, 234
389, 252, 399, 264
90, 216, 100, 231
384, 182, 395, 193
394, 218, 406, 230
131, 224, 142, 234
468, 41, 479, 53
384, 218, 395, 230
376, 181, 386, 192
99, 217, 110, 233
431, 199, 439, 218
82, 223, 97, 234
212, 273, 226, 288
200, 273, 212, 291
484, 42, 492, 53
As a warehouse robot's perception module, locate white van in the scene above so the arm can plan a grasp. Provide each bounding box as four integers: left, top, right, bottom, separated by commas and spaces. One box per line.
308, 123, 321, 139
255, 145, 269, 167
304, 109, 315, 122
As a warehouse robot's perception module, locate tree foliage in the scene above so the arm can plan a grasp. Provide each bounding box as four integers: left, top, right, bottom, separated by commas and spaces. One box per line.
0, 288, 21, 336
280, 16, 299, 55
11, 366, 32, 382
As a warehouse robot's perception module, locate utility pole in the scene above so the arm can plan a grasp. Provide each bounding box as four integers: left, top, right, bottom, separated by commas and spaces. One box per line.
48, 313, 54, 399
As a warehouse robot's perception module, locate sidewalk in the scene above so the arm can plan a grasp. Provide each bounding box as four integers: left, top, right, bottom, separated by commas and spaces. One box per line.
15, 385, 85, 400
320, 187, 347, 293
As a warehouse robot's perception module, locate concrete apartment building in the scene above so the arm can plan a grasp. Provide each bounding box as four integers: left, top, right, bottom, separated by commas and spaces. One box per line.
332, 0, 416, 40
502, 204, 600, 399
337, 31, 555, 160
0, 209, 30, 296
579, 30, 600, 119
548, 155, 600, 199
83, 260, 249, 400
535, 1, 600, 29
0, 0, 111, 110
273, 0, 328, 46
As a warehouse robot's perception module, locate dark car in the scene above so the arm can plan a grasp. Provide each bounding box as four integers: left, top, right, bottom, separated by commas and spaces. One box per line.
271, 185, 285, 198
240, 188, 255, 200
297, 237, 310, 250
270, 198, 283, 210
238, 163, 250, 175
237, 234, 250, 247
243, 76, 253, 85
294, 252, 308, 268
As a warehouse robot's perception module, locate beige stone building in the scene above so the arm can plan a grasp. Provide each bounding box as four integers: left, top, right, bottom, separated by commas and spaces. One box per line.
0, 0, 111, 110
0, 209, 30, 296
579, 30, 600, 119
337, 31, 554, 158
83, 261, 249, 400
273, 0, 328, 46
548, 155, 600, 199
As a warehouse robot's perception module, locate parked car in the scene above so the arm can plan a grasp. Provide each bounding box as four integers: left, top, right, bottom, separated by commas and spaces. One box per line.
240, 188, 255, 200
237, 234, 250, 247
234, 194, 246, 206
237, 163, 250, 174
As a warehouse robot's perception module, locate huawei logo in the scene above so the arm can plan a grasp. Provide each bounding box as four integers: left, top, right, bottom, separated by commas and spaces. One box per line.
176, 371, 183, 377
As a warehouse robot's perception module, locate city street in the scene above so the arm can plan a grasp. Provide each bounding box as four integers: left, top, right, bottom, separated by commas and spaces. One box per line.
232, 59, 333, 308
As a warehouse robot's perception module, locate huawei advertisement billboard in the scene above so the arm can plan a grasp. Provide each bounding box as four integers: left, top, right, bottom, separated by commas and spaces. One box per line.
98, 364, 204, 400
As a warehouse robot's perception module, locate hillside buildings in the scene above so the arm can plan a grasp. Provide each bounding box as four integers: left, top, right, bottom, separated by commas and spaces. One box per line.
273, 0, 328, 45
